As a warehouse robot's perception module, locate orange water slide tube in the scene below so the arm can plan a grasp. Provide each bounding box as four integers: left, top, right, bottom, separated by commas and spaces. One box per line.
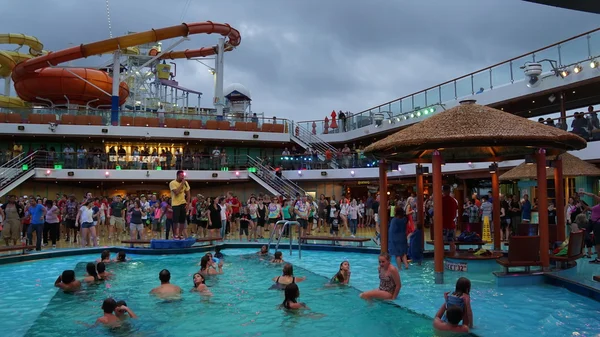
12, 22, 241, 107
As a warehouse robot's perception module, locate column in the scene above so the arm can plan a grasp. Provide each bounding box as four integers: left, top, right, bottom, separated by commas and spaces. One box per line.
416, 165, 425, 250
554, 157, 565, 241
110, 51, 121, 126
379, 160, 389, 254
432, 151, 444, 284
536, 149, 550, 270
559, 92, 566, 129
214, 37, 225, 115
491, 164, 501, 250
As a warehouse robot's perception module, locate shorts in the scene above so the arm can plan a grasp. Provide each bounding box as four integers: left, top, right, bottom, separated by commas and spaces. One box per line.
257, 217, 265, 227
172, 204, 187, 224
593, 221, 600, 245
269, 217, 281, 224
318, 210, 327, 219
367, 209, 374, 216
297, 218, 308, 229
232, 213, 241, 220
110, 216, 125, 230
81, 222, 94, 229
198, 220, 208, 228
2, 219, 20, 240
330, 225, 339, 234
65, 219, 77, 229
308, 217, 314, 224
239, 226, 249, 236
443, 229, 456, 242
152, 218, 162, 231
130, 223, 144, 232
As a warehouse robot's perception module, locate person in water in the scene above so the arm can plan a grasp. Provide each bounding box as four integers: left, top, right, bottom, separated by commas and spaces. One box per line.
433, 305, 470, 334
330, 261, 351, 285
114, 300, 138, 320
441, 277, 473, 328
191, 273, 212, 295
96, 298, 120, 326
150, 269, 183, 299
114, 251, 128, 262
214, 246, 224, 259
97, 250, 111, 263
359, 253, 401, 300
54, 270, 81, 292
281, 283, 308, 310
271, 263, 306, 289
83, 262, 102, 283
271, 251, 284, 263
97, 262, 113, 279
257, 245, 269, 255
199, 255, 223, 275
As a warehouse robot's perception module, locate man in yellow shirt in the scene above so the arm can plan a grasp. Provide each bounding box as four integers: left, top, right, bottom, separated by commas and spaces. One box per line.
169, 170, 190, 239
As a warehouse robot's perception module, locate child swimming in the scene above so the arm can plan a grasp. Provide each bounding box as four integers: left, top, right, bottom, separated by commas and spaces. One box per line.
271, 251, 284, 263
281, 283, 308, 310
433, 305, 470, 334
330, 261, 351, 285
441, 277, 473, 328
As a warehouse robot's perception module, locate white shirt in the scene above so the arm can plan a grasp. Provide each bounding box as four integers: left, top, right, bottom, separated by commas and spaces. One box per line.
79, 206, 94, 223
219, 204, 227, 221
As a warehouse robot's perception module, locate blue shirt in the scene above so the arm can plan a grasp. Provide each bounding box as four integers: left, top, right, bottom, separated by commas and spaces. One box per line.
29, 204, 45, 225
522, 200, 532, 220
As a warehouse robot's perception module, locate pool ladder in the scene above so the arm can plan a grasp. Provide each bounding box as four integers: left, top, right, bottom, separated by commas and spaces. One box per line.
267, 220, 301, 259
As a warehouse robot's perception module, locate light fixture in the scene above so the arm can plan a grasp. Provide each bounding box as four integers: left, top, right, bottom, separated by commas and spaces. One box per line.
235, 171, 240, 176
387, 191, 391, 195
105, 171, 110, 177
350, 170, 355, 176
467, 162, 475, 168
416, 111, 421, 117
183, 131, 190, 136
45, 169, 51, 176
18, 125, 25, 131
397, 166, 402, 172
489, 163, 498, 174
183, 171, 187, 176
525, 155, 535, 165
101, 128, 108, 133
410, 113, 415, 118
297, 170, 302, 176
559, 69, 569, 78
591, 60, 598, 69
212, 173, 218, 178
573, 65, 582, 74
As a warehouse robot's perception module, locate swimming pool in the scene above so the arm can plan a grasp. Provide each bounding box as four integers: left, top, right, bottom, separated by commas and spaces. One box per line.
2, 252, 433, 337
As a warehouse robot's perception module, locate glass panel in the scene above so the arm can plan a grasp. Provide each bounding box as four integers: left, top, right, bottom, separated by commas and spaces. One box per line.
455, 77, 472, 99
532, 45, 560, 65
559, 35, 589, 66
402, 97, 413, 113
491, 62, 512, 89
440, 82, 455, 102
390, 100, 401, 116
589, 31, 600, 62
511, 55, 535, 82
472, 70, 491, 94
426, 88, 440, 105
380, 103, 391, 114
413, 92, 426, 110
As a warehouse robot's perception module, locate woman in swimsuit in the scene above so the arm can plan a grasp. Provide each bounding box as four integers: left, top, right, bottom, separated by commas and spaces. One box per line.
191, 273, 213, 295
330, 261, 351, 285
271, 251, 284, 263
270, 263, 306, 290
360, 253, 401, 300
199, 255, 223, 276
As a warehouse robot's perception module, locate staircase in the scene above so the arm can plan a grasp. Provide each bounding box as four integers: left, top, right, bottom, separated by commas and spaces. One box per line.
287, 121, 340, 168
246, 156, 306, 197
0, 151, 38, 198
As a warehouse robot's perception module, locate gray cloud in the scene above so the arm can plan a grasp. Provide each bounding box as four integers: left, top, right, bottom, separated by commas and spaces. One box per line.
2, 0, 598, 121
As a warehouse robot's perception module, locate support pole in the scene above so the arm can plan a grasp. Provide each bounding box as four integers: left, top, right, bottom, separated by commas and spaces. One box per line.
214, 37, 225, 115
432, 150, 444, 284
4, 77, 11, 96
554, 157, 566, 242
379, 160, 389, 254
491, 165, 501, 250
111, 51, 121, 126
536, 149, 550, 270
416, 165, 425, 251
559, 92, 566, 129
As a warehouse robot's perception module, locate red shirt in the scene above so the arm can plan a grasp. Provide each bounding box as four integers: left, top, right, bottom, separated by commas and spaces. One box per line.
191, 199, 198, 215
442, 195, 458, 230
227, 197, 240, 214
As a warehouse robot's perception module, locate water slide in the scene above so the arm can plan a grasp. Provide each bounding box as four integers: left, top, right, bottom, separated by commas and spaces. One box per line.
0, 34, 45, 108
10, 22, 241, 108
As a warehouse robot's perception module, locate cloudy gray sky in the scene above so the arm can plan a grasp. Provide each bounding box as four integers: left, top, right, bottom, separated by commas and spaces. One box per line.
2, 0, 598, 121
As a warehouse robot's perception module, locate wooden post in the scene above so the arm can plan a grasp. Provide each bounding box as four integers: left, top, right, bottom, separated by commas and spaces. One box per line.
416, 165, 425, 254
536, 149, 550, 270
554, 157, 566, 242
379, 160, 389, 254
432, 151, 444, 284
491, 165, 501, 250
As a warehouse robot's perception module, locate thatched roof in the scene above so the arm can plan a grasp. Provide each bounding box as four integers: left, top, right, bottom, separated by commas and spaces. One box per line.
363, 100, 587, 163
499, 153, 600, 180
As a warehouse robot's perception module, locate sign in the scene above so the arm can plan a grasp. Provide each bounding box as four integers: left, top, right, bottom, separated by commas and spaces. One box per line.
54, 164, 62, 170
155, 166, 162, 171
357, 181, 372, 185
22, 164, 28, 171
444, 261, 467, 272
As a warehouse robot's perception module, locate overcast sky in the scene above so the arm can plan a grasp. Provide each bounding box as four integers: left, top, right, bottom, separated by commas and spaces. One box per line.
2, 0, 598, 121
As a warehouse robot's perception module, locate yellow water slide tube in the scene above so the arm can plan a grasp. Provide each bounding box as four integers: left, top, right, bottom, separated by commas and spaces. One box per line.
0, 33, 44, 108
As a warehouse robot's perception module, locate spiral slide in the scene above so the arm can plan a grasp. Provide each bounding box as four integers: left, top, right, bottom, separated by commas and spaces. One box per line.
10, 21, 240, 108
0, 34, 45, 108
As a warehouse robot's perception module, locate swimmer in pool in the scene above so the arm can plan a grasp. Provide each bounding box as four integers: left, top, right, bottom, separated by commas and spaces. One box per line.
257, 245, 269, 255
114, 251, 128, 263
191, 273, 213, 295
97, 250, 111, 263
433, 305, 470, 334
83, 262, 103, 283
271, 251, 284, 263
199, 255, 223, 275
270, 263, 306, 290
330, 261, 351, 285
97, 262, 113, 279
150, 269, 183, 299
281, 283, 308, 310
441, 277, 473, 328
96, 298, 121, 327
359, 253, 401, 300
214, 246, 224, 259
114, 300, 138, 320
54, 270, 81, 293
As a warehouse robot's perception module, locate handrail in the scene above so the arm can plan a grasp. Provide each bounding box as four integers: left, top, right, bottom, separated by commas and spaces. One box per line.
0, 150, 38, 193
0, 152, 28, 169
288, 120, 340, 168
247, 156, 306, 197
297, 27, 600, 125
268, 220, 301, 259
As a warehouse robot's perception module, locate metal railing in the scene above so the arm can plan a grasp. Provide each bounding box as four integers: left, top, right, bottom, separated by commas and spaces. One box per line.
287, 120, 340, 168
246, 156, 306, 198
0, 150, 38, 193
267, 220, 302, 259
297, 27, 600, 134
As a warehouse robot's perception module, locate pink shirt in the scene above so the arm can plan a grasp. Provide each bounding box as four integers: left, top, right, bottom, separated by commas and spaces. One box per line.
591, 204, 600, 222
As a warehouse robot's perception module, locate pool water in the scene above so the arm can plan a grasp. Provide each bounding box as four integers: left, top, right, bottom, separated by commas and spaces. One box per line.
9, 253, 434, 337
